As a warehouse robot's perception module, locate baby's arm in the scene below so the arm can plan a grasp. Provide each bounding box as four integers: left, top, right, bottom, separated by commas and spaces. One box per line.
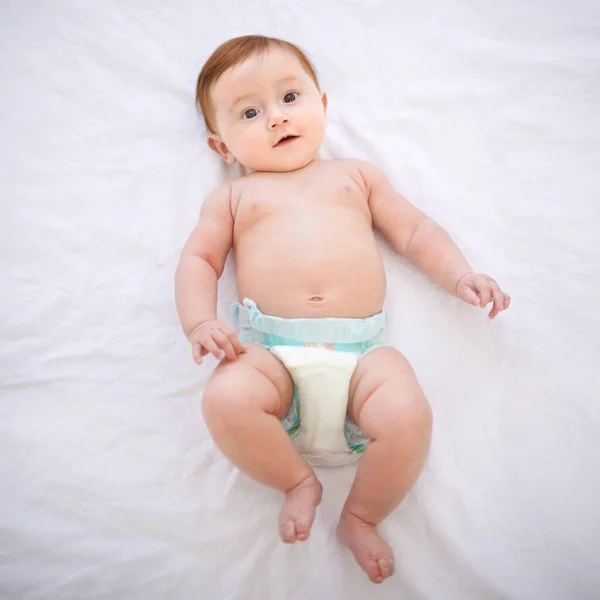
356, 161, 510, 318
175, 183, 246, 361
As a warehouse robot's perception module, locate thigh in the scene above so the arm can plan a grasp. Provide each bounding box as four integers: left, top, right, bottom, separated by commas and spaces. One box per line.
348, 347, 428, 433
206, 343, 294, 420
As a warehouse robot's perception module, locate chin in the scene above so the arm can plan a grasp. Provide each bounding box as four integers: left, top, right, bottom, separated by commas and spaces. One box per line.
245, 150, 320, 173
274, 157, 315, 172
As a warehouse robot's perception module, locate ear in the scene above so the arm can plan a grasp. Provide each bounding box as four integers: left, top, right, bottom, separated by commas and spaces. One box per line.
321, 92, 328, 114
207, 134, 237, 165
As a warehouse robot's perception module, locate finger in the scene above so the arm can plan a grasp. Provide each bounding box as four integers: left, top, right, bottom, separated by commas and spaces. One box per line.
212, 330, 237, 361
202, 337, 224, 360
496, 293, 511, 315
218, 325, 247, 354
459, 286, 480, 307
229, 332, 247, 354
488, 287, 505, 319
478, 285, 491, 308
192, 344, 203, 364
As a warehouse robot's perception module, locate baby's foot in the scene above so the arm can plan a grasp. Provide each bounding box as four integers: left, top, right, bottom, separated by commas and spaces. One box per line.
337, 511, 395, 584
279, 473, 323, 543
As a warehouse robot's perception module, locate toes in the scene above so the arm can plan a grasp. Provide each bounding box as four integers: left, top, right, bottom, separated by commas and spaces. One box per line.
295, 519, 311, 541
281, 519, 310, 543
280, 521, 297, 544
366, 557, 393, 584
377, 557, 394, 580
368, 561, 384, 584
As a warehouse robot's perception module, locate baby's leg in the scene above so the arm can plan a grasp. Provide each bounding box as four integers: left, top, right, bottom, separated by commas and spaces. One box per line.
202, 344, 321, 543
337, 348, 432, 583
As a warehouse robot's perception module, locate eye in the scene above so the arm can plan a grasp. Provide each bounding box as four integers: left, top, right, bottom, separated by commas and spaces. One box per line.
242, 108, 259, 120
283, 92, 299, 103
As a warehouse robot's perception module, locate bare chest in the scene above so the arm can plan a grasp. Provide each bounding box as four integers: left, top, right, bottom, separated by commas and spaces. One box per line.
232, 165, 370, 233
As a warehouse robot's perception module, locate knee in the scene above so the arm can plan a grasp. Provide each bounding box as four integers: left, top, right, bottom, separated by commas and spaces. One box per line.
402, 391, 432, 429
201, 366, 282, 428
201, 373, 254, 426
410, 394, 433, 436
381, 391, 433, 441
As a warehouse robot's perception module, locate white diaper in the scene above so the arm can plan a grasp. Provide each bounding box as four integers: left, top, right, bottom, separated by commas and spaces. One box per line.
270, 346, 363, 467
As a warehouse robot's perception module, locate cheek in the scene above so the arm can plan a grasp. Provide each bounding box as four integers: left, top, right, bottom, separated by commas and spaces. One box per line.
242, 131, 268, 157
227, 123, 261, 151
228, 124, 271, 162
303, 109, 326, 136
299, 101, 325, 122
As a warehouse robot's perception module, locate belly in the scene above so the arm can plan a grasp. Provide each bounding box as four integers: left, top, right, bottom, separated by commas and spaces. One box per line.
235, 217, 386, 318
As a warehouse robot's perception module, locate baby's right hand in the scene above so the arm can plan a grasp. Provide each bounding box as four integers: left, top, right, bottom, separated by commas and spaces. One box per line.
188, 320, 247, 364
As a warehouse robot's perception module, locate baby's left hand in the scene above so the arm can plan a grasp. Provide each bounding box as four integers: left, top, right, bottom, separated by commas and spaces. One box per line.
456, 273, 511, 319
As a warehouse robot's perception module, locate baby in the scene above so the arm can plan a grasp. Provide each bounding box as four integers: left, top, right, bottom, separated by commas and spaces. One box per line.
175, 35, 510, 584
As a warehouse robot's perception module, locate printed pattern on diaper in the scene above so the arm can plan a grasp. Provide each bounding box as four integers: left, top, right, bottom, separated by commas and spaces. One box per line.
303, 342, 335, 350
281, 388, 301, 439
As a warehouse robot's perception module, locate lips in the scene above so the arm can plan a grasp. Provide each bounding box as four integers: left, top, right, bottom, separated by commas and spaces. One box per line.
274, 135, 299, 147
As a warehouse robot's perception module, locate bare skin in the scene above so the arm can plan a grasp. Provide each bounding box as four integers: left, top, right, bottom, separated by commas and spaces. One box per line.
176, 43, 511, 583
234, 160, 386, 317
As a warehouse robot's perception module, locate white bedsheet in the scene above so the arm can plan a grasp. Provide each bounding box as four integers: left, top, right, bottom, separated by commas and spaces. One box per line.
1, 1, 599, 598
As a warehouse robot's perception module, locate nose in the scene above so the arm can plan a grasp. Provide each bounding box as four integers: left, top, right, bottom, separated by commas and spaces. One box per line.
268, 107, 290, 129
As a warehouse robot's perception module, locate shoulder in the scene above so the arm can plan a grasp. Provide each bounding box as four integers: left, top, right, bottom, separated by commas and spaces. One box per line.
202, 175, 252, 219
203, 180, 233, 208
334, 158, 387, 196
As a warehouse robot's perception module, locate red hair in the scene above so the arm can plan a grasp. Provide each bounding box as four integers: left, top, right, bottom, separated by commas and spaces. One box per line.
196, 35, 320, 133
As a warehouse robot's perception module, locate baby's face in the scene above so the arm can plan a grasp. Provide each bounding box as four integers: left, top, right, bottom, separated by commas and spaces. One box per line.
208, 49, 327, 172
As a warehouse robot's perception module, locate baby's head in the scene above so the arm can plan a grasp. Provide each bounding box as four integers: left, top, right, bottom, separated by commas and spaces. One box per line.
196, 35, 327, 173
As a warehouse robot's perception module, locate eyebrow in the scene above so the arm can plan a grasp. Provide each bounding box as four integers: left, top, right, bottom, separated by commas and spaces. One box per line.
228, 76, 301, 112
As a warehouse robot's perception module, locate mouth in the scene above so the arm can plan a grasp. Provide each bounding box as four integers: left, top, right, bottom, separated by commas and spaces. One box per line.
274, 135, 300, 147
